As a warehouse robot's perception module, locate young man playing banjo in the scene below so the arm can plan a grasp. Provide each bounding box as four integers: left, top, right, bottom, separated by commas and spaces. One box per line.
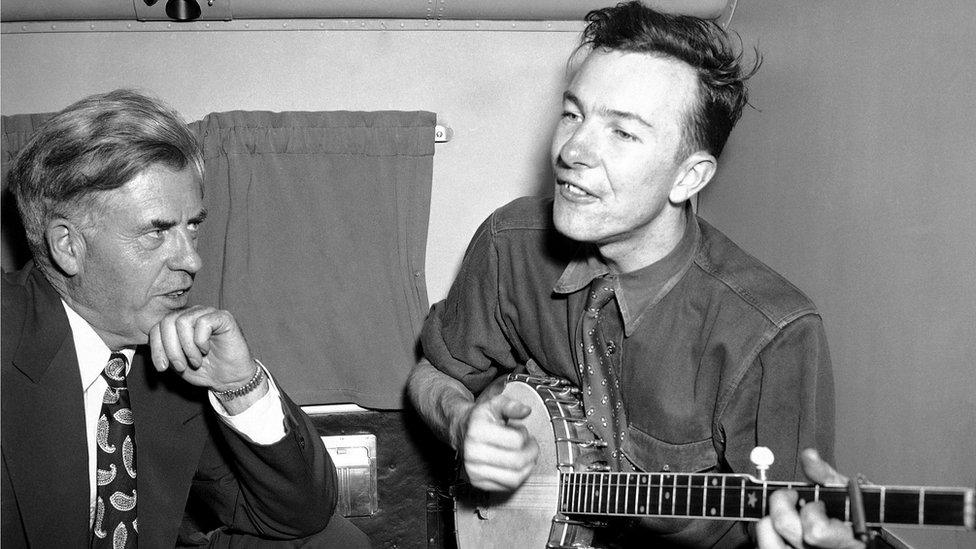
409, 2, 863, 547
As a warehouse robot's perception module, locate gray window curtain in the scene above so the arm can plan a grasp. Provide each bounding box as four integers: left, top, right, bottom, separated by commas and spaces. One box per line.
2, 110, 435, 409
1, 114, 52, 270
189, 111, 434, 409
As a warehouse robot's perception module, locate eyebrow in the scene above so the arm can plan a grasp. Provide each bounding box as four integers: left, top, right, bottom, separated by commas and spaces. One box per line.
563, 91, 655, 130
147, 209, 208, 231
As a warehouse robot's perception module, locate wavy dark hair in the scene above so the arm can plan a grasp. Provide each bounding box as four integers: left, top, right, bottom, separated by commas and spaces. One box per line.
7, 88, 203, 270
580, 1, 761, 158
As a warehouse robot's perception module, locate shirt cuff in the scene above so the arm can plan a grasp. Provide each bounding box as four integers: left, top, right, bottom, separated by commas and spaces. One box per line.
208, 360, 287, 445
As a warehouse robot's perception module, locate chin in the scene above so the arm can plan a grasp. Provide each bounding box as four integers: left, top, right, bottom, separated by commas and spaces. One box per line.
553, 202, 595, 242
553, 218, 600, 243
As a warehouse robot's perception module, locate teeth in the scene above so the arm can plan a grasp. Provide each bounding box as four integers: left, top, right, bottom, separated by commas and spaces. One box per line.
563, 183, 590, 197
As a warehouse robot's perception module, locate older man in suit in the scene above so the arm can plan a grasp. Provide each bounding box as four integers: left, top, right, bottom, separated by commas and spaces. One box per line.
1, 89, 368, 548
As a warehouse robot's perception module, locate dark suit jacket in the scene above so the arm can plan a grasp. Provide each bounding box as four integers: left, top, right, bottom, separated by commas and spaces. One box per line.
1, 265, 338, 548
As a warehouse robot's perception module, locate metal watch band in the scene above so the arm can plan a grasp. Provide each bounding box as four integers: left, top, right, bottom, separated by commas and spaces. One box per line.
213, 361, 265, 401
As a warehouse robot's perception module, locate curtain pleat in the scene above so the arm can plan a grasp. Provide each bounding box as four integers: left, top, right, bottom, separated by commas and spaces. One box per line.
189, 110, 434, 408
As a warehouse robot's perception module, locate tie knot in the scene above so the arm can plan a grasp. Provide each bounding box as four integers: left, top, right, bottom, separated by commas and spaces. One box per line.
584, 275, 616, 316
102, 353, 129, 387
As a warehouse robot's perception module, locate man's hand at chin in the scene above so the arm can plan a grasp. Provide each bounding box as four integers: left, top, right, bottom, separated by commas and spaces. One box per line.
148, 305, 269, 413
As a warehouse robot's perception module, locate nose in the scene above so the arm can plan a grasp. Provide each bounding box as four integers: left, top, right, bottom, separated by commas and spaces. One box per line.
555, 123, 598, 169
168, 228, 203, 274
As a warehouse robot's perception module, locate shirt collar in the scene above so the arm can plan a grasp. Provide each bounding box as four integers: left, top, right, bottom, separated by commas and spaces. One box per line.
553, 206, 701, 336
61, 300, 135, 391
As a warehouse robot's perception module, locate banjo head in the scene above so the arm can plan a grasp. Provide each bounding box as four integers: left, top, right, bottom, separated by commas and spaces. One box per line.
454, 376, 600, 549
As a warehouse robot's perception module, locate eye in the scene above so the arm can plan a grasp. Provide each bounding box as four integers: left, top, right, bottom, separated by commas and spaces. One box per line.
561, 110, 581, 122
139, 229, 165, 250
612, 128, 637, 141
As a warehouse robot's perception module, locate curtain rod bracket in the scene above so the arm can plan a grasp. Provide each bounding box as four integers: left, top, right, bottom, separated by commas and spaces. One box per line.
434, 124, 452, 143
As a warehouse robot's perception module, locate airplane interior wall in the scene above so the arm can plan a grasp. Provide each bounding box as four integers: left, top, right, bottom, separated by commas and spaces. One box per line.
2, 1, 973, 547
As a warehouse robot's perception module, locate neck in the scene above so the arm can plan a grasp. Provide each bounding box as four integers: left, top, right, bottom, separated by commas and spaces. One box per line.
57, 289, 140, 351
598, 204, 687, 273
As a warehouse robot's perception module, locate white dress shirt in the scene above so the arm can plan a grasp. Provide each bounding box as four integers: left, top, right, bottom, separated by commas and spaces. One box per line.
61, 301, 286, 521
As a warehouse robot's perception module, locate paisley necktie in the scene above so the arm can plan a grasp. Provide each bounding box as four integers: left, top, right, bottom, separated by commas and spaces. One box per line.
577, 274, 629, 469
91, 353, 137, 549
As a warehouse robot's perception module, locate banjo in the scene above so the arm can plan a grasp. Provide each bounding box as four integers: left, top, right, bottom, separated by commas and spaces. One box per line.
453, 374, 974, 548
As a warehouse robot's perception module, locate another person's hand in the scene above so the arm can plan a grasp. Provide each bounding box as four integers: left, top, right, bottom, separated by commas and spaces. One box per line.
756, 448, 865, 549
459, 393, 540, 492
149, 305, 257, 392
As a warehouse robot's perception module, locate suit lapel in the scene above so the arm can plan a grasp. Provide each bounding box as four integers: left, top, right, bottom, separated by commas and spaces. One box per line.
2, 269, 93, 546
127, 350, 208, 547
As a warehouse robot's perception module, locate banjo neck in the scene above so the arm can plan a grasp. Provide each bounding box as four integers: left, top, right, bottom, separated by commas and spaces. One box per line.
558, 470, 975, 529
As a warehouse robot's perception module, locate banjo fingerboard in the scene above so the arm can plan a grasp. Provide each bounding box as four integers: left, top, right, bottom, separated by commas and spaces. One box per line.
559, 471, 975, 529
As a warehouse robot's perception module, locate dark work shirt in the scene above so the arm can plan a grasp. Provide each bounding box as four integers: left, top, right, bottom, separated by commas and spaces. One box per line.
422, 196, 835, 547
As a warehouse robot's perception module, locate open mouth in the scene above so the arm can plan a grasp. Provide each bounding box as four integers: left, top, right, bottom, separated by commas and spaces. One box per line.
557, 179, 597, 199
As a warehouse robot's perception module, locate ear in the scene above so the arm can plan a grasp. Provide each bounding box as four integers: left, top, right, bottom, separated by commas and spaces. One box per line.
669, 152, 717, 204
45, 218, 86, 276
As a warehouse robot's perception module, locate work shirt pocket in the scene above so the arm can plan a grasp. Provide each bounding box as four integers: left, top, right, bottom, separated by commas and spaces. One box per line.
621, 424, 718, 474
